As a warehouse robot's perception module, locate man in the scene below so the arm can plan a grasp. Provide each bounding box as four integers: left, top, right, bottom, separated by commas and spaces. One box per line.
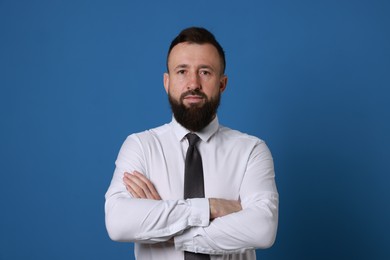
105, 27, 278, 260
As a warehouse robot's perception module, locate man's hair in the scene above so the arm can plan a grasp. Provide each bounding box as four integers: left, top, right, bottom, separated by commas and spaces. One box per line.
167, 27, 226, 74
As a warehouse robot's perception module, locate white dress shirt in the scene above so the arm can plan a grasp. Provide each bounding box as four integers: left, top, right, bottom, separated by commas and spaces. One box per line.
105, 116, 278, 260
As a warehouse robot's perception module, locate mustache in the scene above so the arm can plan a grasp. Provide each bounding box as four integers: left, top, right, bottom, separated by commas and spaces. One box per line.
180, 90, 207, 100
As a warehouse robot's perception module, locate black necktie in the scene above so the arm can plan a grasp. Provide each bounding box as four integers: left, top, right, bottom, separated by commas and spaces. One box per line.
184, 133, 210, 260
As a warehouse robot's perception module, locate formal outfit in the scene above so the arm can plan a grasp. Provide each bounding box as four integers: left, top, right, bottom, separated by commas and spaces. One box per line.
105, 116, 279, 260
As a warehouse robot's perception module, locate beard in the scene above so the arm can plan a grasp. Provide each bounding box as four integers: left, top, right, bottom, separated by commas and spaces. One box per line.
168, 89, 221, 132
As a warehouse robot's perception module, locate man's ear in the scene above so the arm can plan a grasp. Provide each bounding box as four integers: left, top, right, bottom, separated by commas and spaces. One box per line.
219, 75, 228, 93
163, 73, 169, 94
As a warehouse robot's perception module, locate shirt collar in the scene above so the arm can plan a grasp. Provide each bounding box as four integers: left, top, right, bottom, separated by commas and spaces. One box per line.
171, 116, 219, 143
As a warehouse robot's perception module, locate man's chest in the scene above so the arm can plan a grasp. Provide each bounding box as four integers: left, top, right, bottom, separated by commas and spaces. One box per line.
144, 145, 249, 200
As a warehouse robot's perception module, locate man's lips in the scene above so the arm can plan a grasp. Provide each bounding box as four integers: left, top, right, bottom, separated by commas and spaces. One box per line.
183, 95, 204, 102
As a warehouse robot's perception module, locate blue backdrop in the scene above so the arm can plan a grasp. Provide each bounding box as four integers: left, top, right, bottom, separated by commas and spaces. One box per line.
1, 0, 389, 259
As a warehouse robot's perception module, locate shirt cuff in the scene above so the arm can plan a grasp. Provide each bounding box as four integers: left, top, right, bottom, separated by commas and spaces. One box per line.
187, 198, 210, 227
174, 198, 210, 253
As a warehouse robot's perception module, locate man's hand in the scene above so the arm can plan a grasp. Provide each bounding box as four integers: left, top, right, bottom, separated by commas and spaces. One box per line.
123, 171, 161, 200
209, 198, 242, 219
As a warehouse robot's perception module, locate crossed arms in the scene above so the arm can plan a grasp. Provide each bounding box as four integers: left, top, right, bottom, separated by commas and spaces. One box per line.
123, 171, 242, 220
105, 135, 278, 254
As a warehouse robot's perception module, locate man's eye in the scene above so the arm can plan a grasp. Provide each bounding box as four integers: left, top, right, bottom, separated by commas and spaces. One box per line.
200, 70, 210, 75
177, 70, 186, 74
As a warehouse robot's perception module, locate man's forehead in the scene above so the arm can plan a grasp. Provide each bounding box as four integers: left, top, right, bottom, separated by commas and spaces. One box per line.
167, 42, 222, 69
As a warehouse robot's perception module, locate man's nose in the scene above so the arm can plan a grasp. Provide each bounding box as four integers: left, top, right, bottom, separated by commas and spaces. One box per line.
187, 72, 201, 90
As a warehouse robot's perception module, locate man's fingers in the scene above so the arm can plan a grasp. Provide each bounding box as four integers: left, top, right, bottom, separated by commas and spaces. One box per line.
130, 172, 157, 199
131, 171, 161, 200
123, 173, 148, 198
123, 172, 161, 200
125, 184, 141, 198
123, 173, 150, 198
132, 172, 159, 197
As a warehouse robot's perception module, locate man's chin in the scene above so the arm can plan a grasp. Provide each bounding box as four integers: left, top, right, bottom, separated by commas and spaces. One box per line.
169, 92, 220, 132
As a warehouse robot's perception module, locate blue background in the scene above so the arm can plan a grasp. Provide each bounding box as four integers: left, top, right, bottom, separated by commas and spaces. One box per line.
1, 0, 389, 259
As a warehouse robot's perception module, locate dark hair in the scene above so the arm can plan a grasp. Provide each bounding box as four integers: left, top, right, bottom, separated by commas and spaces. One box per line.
167, 27, 226, 73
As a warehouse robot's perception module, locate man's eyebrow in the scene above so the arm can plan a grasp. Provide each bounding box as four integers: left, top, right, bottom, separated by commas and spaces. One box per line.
174, 64, 189, 70
174, 64, 215, 71
199, 64, 215, 71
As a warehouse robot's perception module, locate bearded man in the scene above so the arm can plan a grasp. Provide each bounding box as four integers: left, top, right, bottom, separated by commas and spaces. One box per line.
105, 27, 279, 260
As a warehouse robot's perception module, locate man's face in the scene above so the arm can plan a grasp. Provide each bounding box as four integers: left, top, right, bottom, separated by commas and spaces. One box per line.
164, 42, 227, 109
163, 43, 227, 131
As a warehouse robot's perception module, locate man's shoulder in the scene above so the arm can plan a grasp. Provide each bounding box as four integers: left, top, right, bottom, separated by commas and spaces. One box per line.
218, 124, 264, 143
127, 123, 172, 142
216, 125, 271, 156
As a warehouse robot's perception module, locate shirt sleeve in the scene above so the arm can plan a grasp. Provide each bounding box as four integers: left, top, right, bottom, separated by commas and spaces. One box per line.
174, 141, 279, 254
105, 135, 210, 243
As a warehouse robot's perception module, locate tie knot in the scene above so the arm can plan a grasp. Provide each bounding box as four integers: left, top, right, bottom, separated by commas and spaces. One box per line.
186, 133, 200, 146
